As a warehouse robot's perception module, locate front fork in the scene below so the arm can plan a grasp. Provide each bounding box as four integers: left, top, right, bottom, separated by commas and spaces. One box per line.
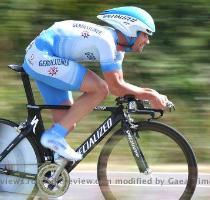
123, 123, 151, 175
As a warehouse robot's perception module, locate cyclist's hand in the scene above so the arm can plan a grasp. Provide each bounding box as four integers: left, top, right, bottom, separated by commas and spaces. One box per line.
150, 94, 167, 110
149, 93, 174, 111
159, 94, 175, 111
165, 100, 175, 112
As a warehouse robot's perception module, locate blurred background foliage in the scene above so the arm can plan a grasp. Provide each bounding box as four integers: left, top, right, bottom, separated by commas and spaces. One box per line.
0, 0, 209, 168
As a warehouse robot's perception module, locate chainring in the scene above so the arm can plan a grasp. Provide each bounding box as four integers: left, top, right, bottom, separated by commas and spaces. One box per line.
36, 163, 70, 198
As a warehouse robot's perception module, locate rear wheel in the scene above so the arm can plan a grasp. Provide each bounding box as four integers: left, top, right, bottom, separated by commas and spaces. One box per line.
97, 121, 197, 200
0, 119, 43, 199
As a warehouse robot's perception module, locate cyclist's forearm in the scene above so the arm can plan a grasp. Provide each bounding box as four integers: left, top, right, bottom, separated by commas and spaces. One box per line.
103, 70, 159, 100
109, 81, 157, 100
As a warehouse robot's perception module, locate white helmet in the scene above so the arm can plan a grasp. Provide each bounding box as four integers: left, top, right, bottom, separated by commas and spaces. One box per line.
97, 6, 155, 37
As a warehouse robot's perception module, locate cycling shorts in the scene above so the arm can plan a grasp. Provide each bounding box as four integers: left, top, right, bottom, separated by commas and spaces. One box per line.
35, 80, 73, 105
22, 37, 87, 105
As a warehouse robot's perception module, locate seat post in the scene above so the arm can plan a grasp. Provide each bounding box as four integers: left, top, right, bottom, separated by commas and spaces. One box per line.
20, 71, 36, 105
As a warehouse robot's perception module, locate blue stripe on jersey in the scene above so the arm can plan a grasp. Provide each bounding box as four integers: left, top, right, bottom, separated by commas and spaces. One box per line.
53, 35, 68, 58
36, 30, 55, 50
100, 62, 122, 72
35, 37, 53, 53
53, 35, 60, 56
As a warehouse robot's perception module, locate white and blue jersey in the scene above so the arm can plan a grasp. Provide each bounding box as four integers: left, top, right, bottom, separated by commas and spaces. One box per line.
23, 20, 125, 104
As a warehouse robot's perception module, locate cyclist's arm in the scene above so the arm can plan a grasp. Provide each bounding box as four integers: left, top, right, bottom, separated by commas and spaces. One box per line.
103, 70, 167, 109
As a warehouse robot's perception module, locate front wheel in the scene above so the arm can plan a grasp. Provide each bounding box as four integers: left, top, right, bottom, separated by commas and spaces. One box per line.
97, 121, 197, 200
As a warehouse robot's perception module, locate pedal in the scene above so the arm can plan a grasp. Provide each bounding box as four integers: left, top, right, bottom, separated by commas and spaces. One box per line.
36, 163, 70, 198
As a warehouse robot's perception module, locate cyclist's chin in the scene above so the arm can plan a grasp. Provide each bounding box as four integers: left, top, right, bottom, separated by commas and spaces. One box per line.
132, 46, 144, 54
138, 45, 146, 53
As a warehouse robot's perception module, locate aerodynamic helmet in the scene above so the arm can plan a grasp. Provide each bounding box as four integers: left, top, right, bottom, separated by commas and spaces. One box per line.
97, 6, 155, 37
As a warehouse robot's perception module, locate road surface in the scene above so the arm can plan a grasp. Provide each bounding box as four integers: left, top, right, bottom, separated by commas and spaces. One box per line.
0, 169, 209, 200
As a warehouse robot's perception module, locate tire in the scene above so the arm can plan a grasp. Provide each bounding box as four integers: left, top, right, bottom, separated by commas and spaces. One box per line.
0, 119, 43, 199
97, 121, 197, 200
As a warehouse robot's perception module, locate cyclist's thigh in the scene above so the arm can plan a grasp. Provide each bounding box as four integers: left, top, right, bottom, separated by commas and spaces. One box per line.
35, 80, 74, 123
80, 70, 108, 93
22, 41, 87, 92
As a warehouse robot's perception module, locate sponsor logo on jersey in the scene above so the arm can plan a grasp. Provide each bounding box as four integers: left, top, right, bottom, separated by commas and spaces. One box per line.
81, 31, 90, 38
72, 23, 102, 35
85, 52, 96, 61
102, 14, 137, 23
28, 54, 35, 65
39, 59, 69, 67
48, 66, 58, 76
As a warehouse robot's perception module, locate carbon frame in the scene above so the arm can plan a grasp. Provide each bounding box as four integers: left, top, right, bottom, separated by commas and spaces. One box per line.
0, 68, 131, 177
0, 102, 130, 178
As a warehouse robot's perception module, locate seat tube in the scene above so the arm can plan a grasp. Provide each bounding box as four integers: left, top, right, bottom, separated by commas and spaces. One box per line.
20, 72, 45, 137
21, 72, 36, 105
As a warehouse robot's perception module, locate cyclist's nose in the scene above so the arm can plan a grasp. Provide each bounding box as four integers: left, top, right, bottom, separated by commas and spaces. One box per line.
143, 33, 149, 45
146, 37, 150, 45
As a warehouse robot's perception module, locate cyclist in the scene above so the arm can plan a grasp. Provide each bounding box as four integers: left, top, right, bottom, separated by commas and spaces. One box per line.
23, 6, 169, 162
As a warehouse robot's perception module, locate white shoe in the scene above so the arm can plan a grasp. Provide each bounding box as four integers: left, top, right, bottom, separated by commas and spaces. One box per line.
41, 130, 82, 161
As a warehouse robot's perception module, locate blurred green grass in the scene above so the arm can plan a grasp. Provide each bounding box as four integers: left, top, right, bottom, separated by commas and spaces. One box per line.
0, 67, 209, 170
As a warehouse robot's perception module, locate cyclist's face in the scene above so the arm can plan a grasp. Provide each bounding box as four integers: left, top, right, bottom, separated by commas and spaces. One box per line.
132, 32, 150, 54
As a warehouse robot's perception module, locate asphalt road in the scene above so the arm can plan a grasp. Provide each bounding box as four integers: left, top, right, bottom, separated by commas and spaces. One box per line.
62, 171, 210, 200
0, 170, 209, 200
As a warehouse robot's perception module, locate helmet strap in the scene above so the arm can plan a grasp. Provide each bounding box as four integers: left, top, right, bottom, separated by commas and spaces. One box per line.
124, 35, 136, 46
120, 31, 142, 52
116, 30, 141, 52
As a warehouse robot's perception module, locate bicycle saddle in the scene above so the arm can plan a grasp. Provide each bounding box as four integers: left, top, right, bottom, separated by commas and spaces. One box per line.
8, 64, 25, 72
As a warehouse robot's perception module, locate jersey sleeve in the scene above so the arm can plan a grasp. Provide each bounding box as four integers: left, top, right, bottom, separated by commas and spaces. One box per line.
98, 38, 125, 73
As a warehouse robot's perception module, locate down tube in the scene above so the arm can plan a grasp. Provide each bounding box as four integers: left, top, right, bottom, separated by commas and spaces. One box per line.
71, 114, 121, 169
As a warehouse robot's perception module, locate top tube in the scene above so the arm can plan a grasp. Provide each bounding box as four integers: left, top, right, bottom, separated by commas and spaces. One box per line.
27, 104, 118, 112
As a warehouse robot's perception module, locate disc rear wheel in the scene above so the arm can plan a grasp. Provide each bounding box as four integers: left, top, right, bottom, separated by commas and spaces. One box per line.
0, 119, 42, 199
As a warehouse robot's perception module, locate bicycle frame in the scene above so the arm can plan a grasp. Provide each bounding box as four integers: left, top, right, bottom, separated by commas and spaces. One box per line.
0, 65, 151, 180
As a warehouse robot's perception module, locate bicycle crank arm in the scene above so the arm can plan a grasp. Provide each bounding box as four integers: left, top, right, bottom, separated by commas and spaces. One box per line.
51, 158, 68, 183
